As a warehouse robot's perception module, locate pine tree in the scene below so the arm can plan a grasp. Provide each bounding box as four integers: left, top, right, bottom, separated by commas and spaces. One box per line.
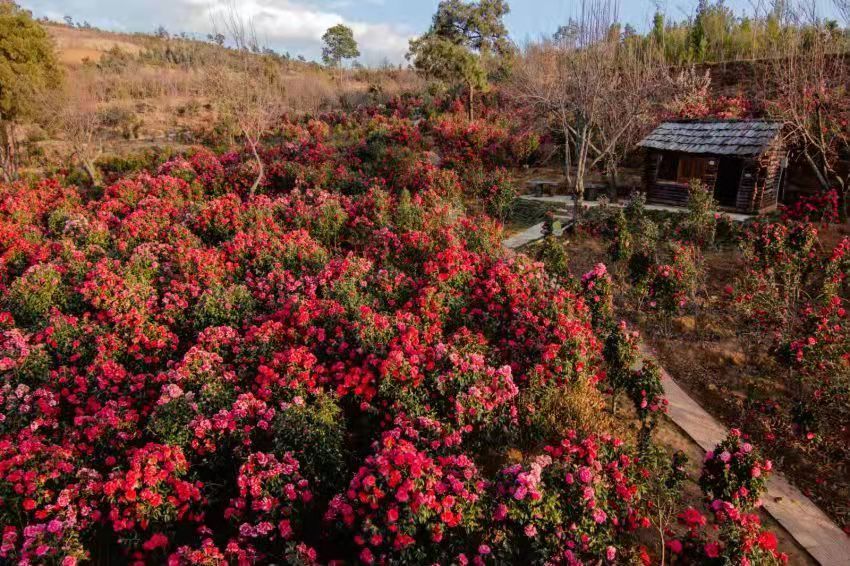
0, 2, 62, 181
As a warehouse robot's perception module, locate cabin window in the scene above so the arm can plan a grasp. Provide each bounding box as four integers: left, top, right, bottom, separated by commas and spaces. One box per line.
657, 154, 679, 181
677, 156, 708, 184
657, 154, 709, 184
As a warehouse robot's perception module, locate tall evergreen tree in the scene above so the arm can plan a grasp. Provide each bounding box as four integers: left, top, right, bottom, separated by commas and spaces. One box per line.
408, 0, 512, 120
0, 2, 62, 181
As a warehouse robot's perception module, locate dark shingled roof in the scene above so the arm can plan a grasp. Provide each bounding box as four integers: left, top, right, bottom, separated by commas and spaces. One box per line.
638, 120, 783, 156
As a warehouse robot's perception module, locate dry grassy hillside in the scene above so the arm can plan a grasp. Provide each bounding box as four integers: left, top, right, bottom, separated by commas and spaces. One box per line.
22, 23, 421, 177
47, 24, 144, 65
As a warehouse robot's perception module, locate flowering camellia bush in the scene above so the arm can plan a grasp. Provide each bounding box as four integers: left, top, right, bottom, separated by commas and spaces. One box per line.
488, 432, 646, 564
781, 189, 840, 226
581, 263, 615, 331
669, 501, 787, 565
642, 242, 701, 316
699, 429, 772, 510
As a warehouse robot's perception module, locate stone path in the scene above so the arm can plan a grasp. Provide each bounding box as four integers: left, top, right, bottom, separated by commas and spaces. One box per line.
502, 217, 572, 250
502, 222, 850, 565
519, 195, 755, 223
503, 222, 547, 250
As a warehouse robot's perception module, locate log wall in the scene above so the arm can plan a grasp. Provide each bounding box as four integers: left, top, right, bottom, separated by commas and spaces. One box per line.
644, 147, 783, 214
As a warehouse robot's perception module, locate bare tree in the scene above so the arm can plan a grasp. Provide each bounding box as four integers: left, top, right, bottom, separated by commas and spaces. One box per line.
211, 0, 261, 52
510, 42, 576, 186
205, 62, 285, 196
764, 10, 850, 218
834, 0, 850, 25
54, 71, 104, 186
204, 2, 285, 196
511, 0, 668, 216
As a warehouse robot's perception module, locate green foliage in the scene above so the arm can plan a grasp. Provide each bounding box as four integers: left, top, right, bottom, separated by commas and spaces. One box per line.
322, 24, 360, 67
5, 264, 64, 328
272, 393, 348, 500
607, 210, 632, 264
0, 3, 62, 124
684, 179, 717, 248
147, 395, 195, 447
481, 170, 517, 221
310, 199, 348, 247
603, 322, 640, 408
409, 34, 488, 92
536, 236, 571, 281
394, 189, 424, 231
193, 284, 256, 330
408, 0, 511, 116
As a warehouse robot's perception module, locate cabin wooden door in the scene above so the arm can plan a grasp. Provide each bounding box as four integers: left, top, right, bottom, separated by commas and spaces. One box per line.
715, 158, 743, 208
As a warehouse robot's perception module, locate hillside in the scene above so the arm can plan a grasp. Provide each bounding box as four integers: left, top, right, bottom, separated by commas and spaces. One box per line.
22, 23, 420, 177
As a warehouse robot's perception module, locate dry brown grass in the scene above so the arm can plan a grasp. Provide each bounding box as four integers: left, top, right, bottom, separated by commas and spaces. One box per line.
47, 25, 143, 65
27, 22, 422, 169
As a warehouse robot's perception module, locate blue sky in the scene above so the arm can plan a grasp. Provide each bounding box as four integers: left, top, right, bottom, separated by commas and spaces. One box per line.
20, 0, 844, 65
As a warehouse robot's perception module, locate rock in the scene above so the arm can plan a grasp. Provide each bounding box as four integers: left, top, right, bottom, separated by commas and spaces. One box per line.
724, 350, 747, 366
673, 316, 697, 333
423, 151, 442, 167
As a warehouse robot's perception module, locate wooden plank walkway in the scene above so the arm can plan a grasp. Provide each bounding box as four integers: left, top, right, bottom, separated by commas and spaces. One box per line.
502, 224, 850, 565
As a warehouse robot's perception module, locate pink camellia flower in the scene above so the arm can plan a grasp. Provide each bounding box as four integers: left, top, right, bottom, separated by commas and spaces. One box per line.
62, 557, 77, 566
278, 519, 293, 539
46, 520, 63, 535
359, 547, 374, 564
704, 542, 721, 558
719, 451, 732, 463
524, 524, 538, 537
593, 509, 608, 524
478, 545, 491, 555
513, 485, 528, 500
578, 467, 593, 484
741, 442, 753, 454
493, 503, 508, 521
606, 546, 617, 561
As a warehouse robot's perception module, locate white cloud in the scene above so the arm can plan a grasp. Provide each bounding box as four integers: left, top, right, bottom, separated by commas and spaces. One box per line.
23, 0, 414, 65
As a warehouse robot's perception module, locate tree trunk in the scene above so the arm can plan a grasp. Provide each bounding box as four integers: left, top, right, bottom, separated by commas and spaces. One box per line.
607, 162, 618, 200
0, 121, 18, 184
802, 149, 831, 192
245, 132, 264, 197
574, 126, 589, 219
562, 119, 572, 186
83, 158, 102, 188
468, 84, 475, 121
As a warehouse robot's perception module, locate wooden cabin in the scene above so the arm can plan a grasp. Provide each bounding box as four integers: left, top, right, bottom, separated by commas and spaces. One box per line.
638, 120, 786, 215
